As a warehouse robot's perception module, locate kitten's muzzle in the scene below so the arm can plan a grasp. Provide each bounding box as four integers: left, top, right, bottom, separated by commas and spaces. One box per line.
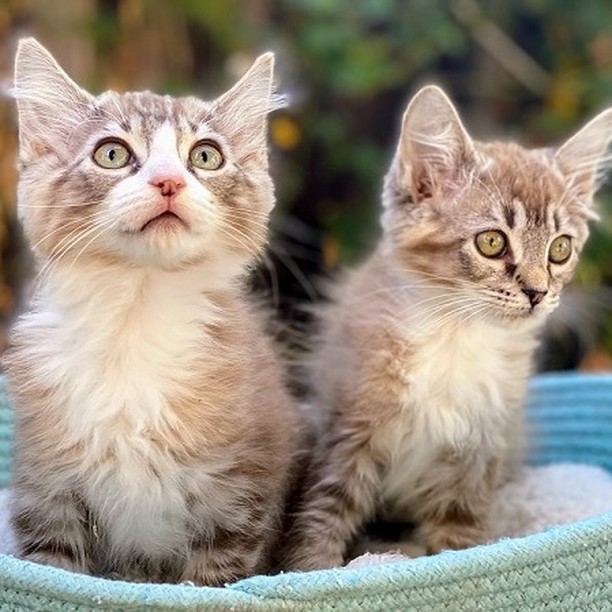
139, 176, 189, 231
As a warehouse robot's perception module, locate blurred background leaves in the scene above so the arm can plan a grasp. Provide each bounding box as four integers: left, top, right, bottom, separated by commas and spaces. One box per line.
1, 0, 612, 369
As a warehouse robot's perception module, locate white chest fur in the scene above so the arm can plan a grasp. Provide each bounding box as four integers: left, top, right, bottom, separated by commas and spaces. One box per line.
38, 266, 216, 438
379, 316, 537, 513
27, 264, 224, 555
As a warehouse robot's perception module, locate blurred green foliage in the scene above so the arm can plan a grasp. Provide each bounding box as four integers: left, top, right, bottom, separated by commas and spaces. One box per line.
2, 0, 612, 364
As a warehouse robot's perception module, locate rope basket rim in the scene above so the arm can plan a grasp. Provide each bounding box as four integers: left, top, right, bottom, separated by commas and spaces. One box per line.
0, 371, 611, 610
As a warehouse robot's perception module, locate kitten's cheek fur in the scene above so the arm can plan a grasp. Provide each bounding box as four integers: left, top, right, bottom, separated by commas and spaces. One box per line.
9, 38, 294, 585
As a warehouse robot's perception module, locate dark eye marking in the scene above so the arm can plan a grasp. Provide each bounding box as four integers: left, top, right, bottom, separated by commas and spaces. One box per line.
503, 205, 515, 229
505, 262, 517, 277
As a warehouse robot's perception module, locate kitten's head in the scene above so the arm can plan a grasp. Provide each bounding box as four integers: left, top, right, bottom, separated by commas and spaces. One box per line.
383, 85, 612, 323
14, 38, 281, 275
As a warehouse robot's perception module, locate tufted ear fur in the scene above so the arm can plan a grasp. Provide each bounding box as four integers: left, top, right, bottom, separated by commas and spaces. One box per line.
555, 108, 612, 209
211, 53, 283, 160
14, 38, 95, 163
395, 85, 476, 204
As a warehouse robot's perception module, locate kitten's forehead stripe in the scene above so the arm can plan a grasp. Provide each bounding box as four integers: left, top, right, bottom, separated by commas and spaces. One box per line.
513, 200, 527, 227
97, 92, 201, 150
187, 119, 200, 134
528, 206, 545, 227
480, 144, 567, 232
503, 205, 515, 229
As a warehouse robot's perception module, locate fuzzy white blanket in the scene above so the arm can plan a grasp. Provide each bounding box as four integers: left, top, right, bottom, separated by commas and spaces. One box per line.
349, 462, 612, 567
1, 463, 611, 568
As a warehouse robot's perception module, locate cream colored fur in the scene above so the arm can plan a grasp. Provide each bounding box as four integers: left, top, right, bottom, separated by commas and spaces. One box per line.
6, 38, 298, 585
283, 85, 612, 571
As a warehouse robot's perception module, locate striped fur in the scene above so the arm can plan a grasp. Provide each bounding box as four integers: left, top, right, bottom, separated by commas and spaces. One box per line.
5, 38, 298, 585
283, 86, 612, 570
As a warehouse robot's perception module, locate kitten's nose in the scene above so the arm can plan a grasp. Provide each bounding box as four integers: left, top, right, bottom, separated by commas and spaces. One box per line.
150, 176, 185, 198
522, 288, 548, 307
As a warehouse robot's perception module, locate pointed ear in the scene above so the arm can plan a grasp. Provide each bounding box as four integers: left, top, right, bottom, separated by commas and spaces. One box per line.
212, 53, 282, 159
555, 108, 612, 204
14, 38, 95, 162
396, 85, 476, 203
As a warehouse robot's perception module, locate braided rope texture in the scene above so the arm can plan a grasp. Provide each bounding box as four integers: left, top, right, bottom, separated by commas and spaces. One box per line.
0, 372, 611, 611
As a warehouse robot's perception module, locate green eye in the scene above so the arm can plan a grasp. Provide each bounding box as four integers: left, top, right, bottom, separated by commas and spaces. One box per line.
93, 140, 131, 169
475, 230, 507, 258
549, 235, 572, 264
189, 141, 224, 170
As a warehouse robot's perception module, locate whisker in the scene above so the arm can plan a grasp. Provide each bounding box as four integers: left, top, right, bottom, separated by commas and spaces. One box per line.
397, 294, 479, 331
65, 216, 120, 275
214, 222, 264, 258
270, 242, 318, 302
34, 216, 116, 290
28, 209, 109, 254
399, 300, 487, 337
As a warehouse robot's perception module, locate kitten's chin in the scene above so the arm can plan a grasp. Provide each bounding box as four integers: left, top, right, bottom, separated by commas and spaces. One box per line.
101, 233, 250, 277
105, 232, 210, 270
490, 307, 550, 329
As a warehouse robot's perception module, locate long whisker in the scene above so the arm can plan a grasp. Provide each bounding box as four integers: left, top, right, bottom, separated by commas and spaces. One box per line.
258, 253, 281, 310
418, 301, 489, 334
385, 298, 487, 339
396, 294, 479, 331
214, 221, 264, 257
34, 216, 117, 291
270, 242, 318, 302
29, 208, 114, 254
65, 216, 120, 275
31, 194, 147, 289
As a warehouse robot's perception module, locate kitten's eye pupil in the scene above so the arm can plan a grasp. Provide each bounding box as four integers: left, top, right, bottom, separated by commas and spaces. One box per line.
93, 140, 131, 169
190, 141, 224, 171
549, 235, 572, 264
475, 230, 507, 258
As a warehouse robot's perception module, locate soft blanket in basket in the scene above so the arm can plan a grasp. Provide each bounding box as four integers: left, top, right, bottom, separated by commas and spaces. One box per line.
0, 372, 611, 611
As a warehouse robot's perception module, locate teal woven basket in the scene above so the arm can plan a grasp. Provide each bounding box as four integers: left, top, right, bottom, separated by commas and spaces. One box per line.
0, 372, 611, 611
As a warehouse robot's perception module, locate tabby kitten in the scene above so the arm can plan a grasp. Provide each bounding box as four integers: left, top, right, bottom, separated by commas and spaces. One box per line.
284, 85, 612, 570
5, 38, 298, 585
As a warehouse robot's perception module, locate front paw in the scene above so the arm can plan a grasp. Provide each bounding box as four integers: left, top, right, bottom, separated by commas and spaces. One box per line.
282, 541, 346, 572
285, 554, 345, 572
23, 550, 88, 574
422, 522, 487, 554
180, 551, 252, 587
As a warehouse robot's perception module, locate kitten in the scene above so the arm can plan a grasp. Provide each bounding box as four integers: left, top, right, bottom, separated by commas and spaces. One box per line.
283, 85, 612, 570
4, 38, 299, 585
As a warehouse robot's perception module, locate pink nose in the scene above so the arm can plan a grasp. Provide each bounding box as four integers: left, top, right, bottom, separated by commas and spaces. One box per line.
150, 177, 185, 198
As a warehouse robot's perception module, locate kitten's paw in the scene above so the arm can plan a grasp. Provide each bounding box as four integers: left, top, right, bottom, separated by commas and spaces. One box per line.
23, 550, 88, 574
283, 548, 345, 572
180, 554, 250, 587
422, 522, 487, 554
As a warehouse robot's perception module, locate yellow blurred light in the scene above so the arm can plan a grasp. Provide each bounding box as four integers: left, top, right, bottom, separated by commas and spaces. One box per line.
322, 235, 341, 269
271, 115, 301, 150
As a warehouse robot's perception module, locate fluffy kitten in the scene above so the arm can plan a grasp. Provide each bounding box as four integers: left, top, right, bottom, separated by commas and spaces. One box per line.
284, 85, 612, 570
4, 38, 299, 585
